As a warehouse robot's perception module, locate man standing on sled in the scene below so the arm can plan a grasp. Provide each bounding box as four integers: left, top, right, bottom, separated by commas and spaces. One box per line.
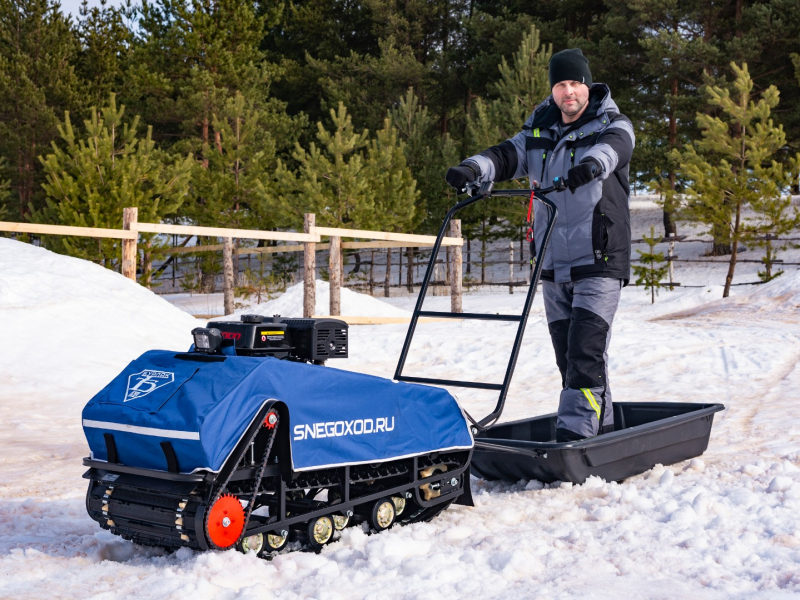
445, 48, 635, 442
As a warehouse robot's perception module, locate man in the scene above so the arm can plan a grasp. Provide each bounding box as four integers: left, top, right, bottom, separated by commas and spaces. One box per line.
445, 48, 635, 442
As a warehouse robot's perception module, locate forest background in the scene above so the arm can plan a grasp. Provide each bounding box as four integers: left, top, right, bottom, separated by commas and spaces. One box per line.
2, 0, 800, 293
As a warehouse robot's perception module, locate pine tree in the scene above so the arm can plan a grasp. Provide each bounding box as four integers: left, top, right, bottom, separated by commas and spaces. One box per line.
76, 0, 132, 109
0, 0, 82, 218
748, 159, 800, 282
275, 102, 418, 232
307, 38, 428, 134
633, 226, 669, 304
463, 24, 550, 281
124, 0, 299, 293
389, 88, 459, 235
192, 92, 277, 313
673, 63, 796, 298
36, 94, 192, 280
124, 0, 298, 159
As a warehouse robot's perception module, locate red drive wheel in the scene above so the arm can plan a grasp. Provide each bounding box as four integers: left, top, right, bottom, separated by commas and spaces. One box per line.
206, 494, 245, 549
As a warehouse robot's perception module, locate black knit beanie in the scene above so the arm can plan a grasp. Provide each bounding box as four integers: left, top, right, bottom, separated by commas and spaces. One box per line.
548, 48, 592, 88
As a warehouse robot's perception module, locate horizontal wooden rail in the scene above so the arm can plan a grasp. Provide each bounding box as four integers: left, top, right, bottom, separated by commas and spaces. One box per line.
168, 240, 452, 254
0, 220, 462, 246
311, 315, 461, 325
134, 222, 317, 242
0, 221, 137, 240
315, 226, 462, 246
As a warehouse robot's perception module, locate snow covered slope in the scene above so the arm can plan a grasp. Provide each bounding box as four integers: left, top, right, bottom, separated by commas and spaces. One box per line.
0, 238, 198, 398
656, 270, 800, 322
2, 238, 800, 599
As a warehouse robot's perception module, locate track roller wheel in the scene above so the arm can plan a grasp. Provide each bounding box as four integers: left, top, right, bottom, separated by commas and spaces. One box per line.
307, 516, 334, 549
206, 494, 245, 549
333, 511, 352, 530
391, 494, 408, 516
238, 533, 264, 555
265, 530, 289, 553
369, 497, 396, 532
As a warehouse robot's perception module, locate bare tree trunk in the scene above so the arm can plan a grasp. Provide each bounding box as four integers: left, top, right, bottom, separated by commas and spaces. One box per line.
233, 238, 240, 287
303, 213, 316, 318
223, 237, 235, 315
723, 200, 742, 298
398, 246, 403, 287
329, 236, 341, 316
384, 247, 392, 297
369, 250, 375, 296
406, 247, 414, 292
663, 76, 679, 237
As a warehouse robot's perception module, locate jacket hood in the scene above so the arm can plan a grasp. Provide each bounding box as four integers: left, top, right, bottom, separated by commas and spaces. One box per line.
524, 83, 619, 131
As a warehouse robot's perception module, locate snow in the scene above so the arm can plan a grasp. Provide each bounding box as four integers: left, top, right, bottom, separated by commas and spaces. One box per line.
3, 236, 800, 598
165, 280, 411, 319
226, 280, 411, 319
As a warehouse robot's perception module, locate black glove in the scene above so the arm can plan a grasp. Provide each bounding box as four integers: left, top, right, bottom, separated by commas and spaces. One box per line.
567, 159, 601, 193
445, 164, 477, 191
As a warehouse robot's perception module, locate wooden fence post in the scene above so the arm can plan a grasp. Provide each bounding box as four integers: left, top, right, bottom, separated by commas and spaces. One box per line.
450, 219, 462, 313
122, 207, 138, 281
329, 235, 342, 316
304, 213, 316, 318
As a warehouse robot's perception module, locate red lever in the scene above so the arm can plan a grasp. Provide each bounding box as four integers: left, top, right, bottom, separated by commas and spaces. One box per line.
526, 189, 535, 242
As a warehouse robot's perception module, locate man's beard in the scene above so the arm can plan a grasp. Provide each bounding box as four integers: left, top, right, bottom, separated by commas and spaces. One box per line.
557, 97, 587, 117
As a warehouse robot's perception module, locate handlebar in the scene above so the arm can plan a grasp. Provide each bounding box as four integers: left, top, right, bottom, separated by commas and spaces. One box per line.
462, 176, 569, 200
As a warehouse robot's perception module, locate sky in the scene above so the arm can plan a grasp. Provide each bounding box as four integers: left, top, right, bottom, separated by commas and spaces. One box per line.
59, 0, 127, 18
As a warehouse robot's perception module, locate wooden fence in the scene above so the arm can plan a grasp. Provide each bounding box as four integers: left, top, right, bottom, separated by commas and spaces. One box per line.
0, 209, 463, 318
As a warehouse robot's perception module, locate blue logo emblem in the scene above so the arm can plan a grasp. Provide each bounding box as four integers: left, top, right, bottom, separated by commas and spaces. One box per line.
124, 370, 175, 402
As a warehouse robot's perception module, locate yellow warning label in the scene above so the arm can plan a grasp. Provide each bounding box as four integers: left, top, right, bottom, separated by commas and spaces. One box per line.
260, 331, 284, 335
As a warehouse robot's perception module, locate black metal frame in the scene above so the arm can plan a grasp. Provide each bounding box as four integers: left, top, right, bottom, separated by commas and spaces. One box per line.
394, 181, 562, 429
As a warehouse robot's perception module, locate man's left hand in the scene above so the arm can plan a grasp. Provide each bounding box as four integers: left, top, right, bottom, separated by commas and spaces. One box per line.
567, 159, 602, 192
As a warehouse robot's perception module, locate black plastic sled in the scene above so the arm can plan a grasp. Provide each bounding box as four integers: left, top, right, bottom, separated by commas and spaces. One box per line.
471, 402, 724, 484
396, 179, 725, 485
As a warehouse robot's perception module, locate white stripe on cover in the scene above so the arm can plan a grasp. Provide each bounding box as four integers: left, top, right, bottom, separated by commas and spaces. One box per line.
83, 419, 201, 441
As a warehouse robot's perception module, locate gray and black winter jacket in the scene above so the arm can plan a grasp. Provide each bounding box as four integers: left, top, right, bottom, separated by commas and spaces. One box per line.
463, 84, 635, 284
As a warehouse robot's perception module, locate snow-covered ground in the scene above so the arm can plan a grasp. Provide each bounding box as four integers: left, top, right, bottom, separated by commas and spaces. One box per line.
2, 237, 800, 599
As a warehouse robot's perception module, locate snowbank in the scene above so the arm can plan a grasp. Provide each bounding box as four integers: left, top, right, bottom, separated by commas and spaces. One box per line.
656, 269, 800, 321
0, 238, 198, 400
222, 279, 411, 319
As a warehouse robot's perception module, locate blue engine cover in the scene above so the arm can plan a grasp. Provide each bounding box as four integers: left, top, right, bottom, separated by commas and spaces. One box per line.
82, 351, 473, 473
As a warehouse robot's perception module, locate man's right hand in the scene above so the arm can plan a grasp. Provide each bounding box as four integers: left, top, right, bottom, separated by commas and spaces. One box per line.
445, 164, 477, 191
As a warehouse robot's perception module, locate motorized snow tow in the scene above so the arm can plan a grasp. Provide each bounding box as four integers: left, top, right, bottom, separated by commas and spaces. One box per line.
82, 315, 473, 556
81, 177, 722, 557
